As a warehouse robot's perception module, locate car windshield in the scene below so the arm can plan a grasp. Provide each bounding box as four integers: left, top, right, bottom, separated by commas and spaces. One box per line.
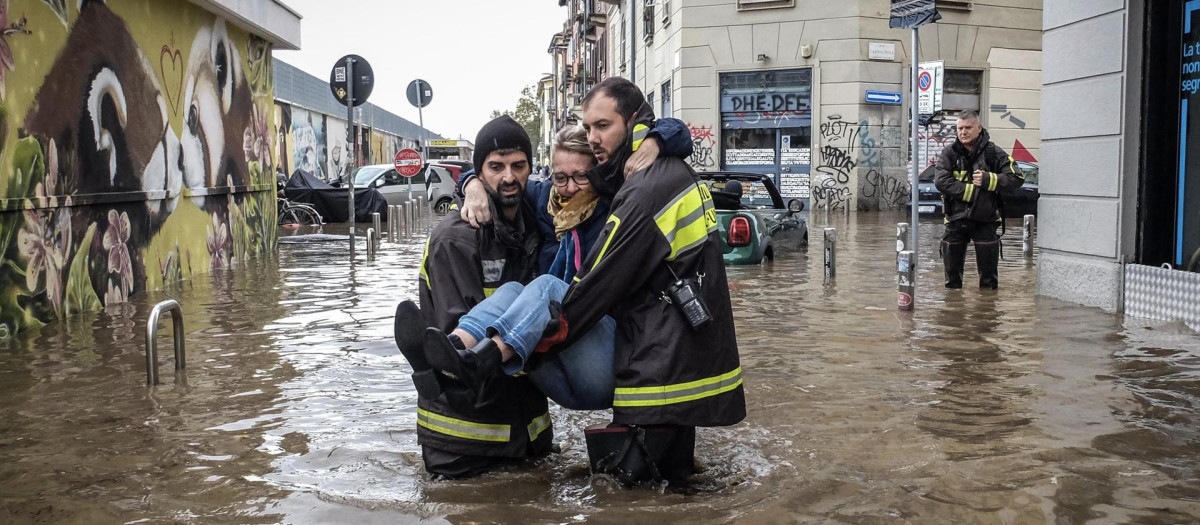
919, 164, 935, 182
701, 176, 785, 209
352, 166, 387, 186
1018, 162, 1038, 184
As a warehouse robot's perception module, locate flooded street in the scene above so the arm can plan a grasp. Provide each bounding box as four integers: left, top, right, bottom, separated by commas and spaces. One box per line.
1, 212, 1197, 524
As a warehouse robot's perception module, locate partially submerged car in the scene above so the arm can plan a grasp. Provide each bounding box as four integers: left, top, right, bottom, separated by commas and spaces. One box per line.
698, 172, 808, 265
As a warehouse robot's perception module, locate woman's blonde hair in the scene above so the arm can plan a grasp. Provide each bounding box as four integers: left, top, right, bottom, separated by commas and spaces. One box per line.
552, 125, 593, 159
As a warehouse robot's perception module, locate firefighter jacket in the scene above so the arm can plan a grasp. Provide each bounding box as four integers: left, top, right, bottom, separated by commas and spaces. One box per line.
416, 199, 552, 458
933, 129, 1024, 224
556, 150, 746, 428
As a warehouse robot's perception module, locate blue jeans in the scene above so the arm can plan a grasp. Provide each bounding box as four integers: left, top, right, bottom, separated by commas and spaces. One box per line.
457, 275, 616, 410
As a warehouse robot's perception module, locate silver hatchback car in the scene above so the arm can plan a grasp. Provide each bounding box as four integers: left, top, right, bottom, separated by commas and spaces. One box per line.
348, 162, 464, 215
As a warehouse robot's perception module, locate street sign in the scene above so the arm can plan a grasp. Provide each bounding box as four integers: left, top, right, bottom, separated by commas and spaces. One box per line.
889, 0, 941, 29
394, 148, 422, 177
865, 90, 902, 105
329, 54, 374, 107
918, 60, 944, 114
407, 79, 433, 108
868, 42, 896, 61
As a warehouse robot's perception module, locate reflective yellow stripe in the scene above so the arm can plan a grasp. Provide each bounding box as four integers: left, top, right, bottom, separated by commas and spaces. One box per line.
585, 215, 622, 275
526, 411, 551, 440
613, 367, 743, 407
654, 185, 718, 260
631, 124, 649, 152
417, 408, 511, 442
484, 287, 497, 298
953, 170, 969, 182
962, 184, 974, 202
987, 172, 998, 191
419, 237, 432, 289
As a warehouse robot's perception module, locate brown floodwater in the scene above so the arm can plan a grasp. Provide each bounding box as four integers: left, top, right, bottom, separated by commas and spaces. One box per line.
0, 212, 1197, 524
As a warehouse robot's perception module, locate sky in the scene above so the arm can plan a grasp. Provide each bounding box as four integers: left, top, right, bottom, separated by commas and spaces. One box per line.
275, 0, 567, 142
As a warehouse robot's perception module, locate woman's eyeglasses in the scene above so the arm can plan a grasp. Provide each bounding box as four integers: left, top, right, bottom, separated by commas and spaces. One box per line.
552, 173, 590, 187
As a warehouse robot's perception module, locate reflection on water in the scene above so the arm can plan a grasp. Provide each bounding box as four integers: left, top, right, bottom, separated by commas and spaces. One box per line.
0, 216, 1197, 524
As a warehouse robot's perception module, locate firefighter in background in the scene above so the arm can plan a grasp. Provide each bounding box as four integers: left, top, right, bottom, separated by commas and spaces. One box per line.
934, 109, 1024, 289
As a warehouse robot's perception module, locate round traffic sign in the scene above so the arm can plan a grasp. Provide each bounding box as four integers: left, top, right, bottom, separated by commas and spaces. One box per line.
407, 79, 433, 108
918, 71, 932, 91
330, 54, 374, 107
394, 148, 423, 177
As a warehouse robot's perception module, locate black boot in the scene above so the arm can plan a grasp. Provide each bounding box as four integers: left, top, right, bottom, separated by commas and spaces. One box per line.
395, 301, 443, 398
942, 241, 967, 289
424, 327, 503, 399
976, 240, 1000, 290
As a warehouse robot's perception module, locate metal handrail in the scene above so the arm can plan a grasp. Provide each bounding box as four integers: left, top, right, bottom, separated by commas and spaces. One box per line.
145, 299, 184, 385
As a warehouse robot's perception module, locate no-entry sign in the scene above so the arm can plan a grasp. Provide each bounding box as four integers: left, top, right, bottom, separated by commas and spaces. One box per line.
394, 148, 423, 177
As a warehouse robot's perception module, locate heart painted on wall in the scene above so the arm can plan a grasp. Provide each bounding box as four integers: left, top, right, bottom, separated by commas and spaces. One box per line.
159, 44, 184, 116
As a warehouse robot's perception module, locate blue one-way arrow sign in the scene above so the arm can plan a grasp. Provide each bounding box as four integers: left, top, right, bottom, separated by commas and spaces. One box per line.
865, 90, 902, 105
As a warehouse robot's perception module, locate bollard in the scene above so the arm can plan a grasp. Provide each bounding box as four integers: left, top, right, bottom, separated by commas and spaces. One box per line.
898, 250, 915, 311
390, 205, 398, 243
366, 228, 376, 260
405, 201, 413, 240
896, 222, 910, 258
1022, 214, 1035, 259
372, 213, 382, 250
409, 200, 418, 236
823, 228, 837, 282
417, 196, 425, 230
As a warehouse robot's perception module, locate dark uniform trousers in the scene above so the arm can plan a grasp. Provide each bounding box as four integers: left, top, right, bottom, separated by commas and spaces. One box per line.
942, 219, 1000, 289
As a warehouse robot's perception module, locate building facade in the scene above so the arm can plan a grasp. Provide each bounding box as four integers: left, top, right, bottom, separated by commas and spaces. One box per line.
554, 0, 1042, 211
1038, 0, 1200, 329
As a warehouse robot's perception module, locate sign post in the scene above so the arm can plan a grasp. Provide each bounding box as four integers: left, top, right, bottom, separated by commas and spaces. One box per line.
330, 55, 374, 258
891, 0, 941, 309
407, 79, 434, 209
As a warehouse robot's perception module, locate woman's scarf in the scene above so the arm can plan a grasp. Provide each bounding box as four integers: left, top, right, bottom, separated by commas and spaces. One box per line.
548, 186, 599, 240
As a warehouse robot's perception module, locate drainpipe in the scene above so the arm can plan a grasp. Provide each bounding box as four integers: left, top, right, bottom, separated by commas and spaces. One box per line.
629, 0, 636, 83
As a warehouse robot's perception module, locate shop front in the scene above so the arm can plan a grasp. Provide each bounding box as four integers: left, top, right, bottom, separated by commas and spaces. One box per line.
719, 69, 813, 205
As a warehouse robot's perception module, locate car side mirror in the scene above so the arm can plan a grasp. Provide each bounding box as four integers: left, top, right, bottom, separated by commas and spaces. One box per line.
375, 178, 387, 188
787, 199, 804, 213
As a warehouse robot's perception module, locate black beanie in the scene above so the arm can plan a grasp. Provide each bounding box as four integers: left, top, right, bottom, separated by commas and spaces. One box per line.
473, 115, 533, 172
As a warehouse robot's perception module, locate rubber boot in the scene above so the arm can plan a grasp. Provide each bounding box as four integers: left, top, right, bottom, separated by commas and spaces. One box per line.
394, 301, 441, 399
424, 327, 502, 408
975, 240, 1000, 290
942, 241, 968, 289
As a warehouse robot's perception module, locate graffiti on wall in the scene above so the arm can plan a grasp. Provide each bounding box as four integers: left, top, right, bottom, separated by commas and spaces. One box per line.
0, 0, 277, 338
687, 123, 717, 170
813, 115, 907, 211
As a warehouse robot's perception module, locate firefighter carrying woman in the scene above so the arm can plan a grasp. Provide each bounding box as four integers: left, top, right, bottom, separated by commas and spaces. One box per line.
394, 77, 746, 485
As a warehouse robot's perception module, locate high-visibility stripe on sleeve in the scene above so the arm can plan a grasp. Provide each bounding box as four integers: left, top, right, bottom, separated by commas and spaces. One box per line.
613, 367, 743, 407
484, 287, 497, 298
583, 215, 622, 278
419, 237, 433, 289
631, 124, 650, 152
417, 408, 511, 442
526, 411, 552, 441
654, 184, 718, 260
954, 170, 969, 182
987, 173, 998, 191
962, 184, 975, 202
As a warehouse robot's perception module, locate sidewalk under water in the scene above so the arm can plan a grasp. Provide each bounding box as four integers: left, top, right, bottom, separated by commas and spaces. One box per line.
0, 212, 1196, 524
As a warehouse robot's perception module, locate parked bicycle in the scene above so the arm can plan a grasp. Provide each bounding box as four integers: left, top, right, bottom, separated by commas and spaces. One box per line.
278, 197, 322, 230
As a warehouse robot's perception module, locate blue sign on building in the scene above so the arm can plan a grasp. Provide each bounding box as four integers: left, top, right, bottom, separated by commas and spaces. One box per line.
865, 90, 902, 105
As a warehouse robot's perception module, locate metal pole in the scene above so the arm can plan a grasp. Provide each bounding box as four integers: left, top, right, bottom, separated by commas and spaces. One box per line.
1023, 214, 1035, 258
416, 80, 426, 213
144, 299, 184, 386
405, 201, 412, 241
897, 222, 910, 259
346, 56, 357, 260
909, 28, 921, 276
823, 228, 837, 282
898, 250, 915, 311
372, 212, 382, 250
366, 228, 375, 260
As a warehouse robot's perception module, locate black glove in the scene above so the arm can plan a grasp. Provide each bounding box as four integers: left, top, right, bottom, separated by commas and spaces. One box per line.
542, 300, 562, 337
